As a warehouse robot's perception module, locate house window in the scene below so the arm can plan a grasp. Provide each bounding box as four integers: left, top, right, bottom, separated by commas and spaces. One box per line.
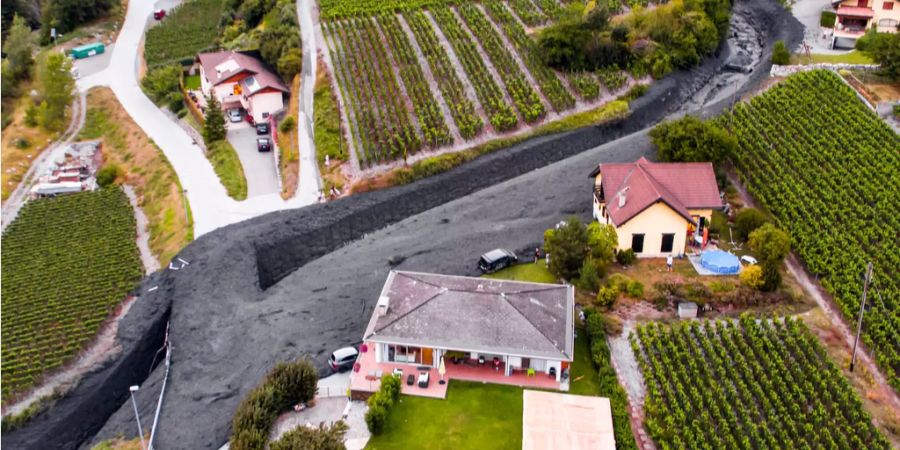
387, 345, 421, 364
858, 0, 869, 7
885, 2, 894, 9
661, 233, 675, 253
631, 234, 645, 253
262, 112, 270, 119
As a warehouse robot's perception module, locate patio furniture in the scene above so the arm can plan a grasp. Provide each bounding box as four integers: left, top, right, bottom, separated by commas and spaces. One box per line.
493, 357, 500, 371
406, 374, 415, 386
478, 356, 485, 366
418, 371, 430, 388
366, 370, 377, 381
549, 367, 557, 378
375, 369, 384, 378
527, 368, 536, 377
392, 368, 403, 378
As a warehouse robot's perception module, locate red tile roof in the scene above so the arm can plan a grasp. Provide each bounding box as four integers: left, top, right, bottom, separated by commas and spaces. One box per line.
591, 157, 721, 226
196, 51, 289, 95
836, 6, 875, 17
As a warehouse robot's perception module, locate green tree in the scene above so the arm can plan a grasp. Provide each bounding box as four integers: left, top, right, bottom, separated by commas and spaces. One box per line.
734, 207, 768, 239
649, 115, 737, 165
859, 32, 900, 80
544, 216, 590, 280
587, 222, 618, 265
203, 90, 226, 143
270, 421, 348, 450
96, 164, 121, 187
772, 40, 790, 65
748, 223, 791, 292
39, 0, 116, 42
277, 48, 303, 81
3, 15, 35, 81
36, 52, 74, 131
141, 65, 181, 103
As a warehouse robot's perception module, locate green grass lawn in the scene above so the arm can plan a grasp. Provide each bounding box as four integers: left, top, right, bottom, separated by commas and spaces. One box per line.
483, 260, 557, 284
365, 381, 523, 450
183, 74, 201, 90
207, 140, 247, 200
790, 50, 873, 65
568, 329, 601, 396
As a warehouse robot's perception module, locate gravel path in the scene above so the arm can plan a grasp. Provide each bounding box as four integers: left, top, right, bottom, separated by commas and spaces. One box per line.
608, 321, 656, 450
123, 185, 161, 274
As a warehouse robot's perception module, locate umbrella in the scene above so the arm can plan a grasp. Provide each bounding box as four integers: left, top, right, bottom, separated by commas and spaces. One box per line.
438, 356, 447, 385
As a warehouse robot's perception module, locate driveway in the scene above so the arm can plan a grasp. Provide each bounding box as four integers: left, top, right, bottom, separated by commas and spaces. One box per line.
226, 122, 279, 198
73, 45, 114, 79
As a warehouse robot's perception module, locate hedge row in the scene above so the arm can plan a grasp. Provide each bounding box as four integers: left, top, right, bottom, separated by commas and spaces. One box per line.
364, 375, 402, 435
583, 309, 638, 450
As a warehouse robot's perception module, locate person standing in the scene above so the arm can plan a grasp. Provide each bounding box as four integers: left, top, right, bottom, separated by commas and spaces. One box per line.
666, 254, 674, 272
534, 247, 541, 264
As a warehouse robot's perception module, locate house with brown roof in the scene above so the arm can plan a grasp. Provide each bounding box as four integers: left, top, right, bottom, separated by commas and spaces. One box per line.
196, 50, 289, 122
350, 271, 574, 399
589, 157, 722, 258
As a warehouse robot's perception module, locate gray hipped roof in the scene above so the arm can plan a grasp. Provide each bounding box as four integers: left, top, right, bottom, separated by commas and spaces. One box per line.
363, 271, 574, 361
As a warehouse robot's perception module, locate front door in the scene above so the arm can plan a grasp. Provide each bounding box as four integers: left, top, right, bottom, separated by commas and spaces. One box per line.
422, 347, 433, 366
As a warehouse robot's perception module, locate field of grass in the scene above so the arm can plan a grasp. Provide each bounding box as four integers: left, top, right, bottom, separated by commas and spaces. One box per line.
568, 329, 601, 396
79, 88, 193, 263
364, 381, 523, 450
1, 81, 65, 202
144, 0, 224, 68
483, 260, 557, 284
634, 317, 889, 449
314, 59, 350, 193
207, 140, 248, 201
1, 189, 142, 401
790, 50, 873, 65
183, 74, 201, 90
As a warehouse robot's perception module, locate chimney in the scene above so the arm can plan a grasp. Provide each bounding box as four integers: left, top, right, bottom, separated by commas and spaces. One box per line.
376, 296, 390, 316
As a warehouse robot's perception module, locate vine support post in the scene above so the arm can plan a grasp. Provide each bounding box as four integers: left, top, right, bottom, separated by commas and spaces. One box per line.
849, 261, 873, 373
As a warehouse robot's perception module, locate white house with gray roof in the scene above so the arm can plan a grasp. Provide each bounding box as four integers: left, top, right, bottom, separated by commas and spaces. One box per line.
361, 271, 575, 384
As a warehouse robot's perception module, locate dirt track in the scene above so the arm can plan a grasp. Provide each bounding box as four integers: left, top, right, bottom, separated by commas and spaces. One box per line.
1, 2, 802, 449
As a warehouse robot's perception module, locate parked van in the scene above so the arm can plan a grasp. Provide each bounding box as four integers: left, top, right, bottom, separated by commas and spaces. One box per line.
478, 249, 518, 273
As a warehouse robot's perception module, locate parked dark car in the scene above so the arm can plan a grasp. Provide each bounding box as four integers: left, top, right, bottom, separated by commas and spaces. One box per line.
328, 347, 359, 372
257, 137, 271, 152
478, 249, 517, 273
255, 122, 269, 135
153, 9, 166, 20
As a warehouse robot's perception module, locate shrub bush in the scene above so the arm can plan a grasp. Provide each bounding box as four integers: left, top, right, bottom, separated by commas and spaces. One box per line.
575, 257, 604, 293
735, 207, 768, 239
279, 115, 296, 134
96, 164, 122, 187
820, 11, 836, 28
740, 265, 764, 290
230, 358, 318, 450
615, 249, 636, 266
596, 286, 618, 308
270, 421, 348, 450
606, 273, 631, 292
365, 375, 402, 435
772, 40, 791, 65
626, 280, 644, 298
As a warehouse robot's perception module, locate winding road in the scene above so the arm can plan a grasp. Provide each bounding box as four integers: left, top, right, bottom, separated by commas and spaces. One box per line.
73, 0, 321, 237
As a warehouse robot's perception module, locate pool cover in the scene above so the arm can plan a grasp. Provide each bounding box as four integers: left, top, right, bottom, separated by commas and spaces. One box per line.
700, 250, 741, 274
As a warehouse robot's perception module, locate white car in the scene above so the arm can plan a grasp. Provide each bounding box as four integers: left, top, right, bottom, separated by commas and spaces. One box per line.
741, 255, 758, 265
226, 108, 242, 123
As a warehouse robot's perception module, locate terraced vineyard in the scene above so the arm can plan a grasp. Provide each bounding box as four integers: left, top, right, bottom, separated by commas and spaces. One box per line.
144, 0, 224, 68
721, 70, 900, 390
1, 189, 142, 401
322, 0, 638, 168
633, 318, 890, 449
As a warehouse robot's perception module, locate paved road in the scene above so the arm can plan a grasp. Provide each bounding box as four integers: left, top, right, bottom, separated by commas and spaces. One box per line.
226, 123, 279, 197
74, 0, 319, 237
791, 0, 856, 53
295, 0, 322, 202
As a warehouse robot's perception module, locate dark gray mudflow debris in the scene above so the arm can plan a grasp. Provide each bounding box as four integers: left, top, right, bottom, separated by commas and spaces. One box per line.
2, 1, 801, 449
